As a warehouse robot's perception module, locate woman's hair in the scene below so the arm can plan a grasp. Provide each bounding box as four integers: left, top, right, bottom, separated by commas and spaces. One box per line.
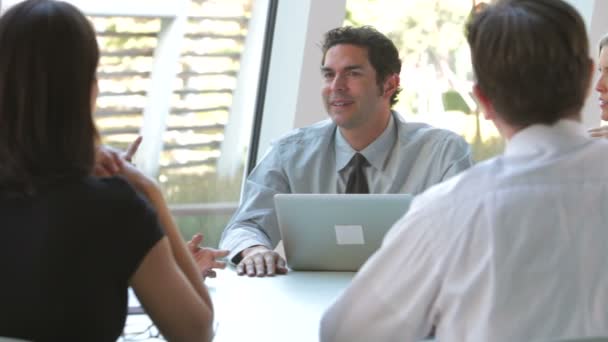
0, 0, 100, 195
599, 33, 608, 55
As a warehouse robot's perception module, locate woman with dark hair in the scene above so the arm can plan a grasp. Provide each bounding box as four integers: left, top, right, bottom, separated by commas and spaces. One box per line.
589, 33, 608, 138
0, 0, 214, 341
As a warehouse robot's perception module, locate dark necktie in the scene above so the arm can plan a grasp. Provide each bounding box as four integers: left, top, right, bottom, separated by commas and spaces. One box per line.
345, 153, 369, 194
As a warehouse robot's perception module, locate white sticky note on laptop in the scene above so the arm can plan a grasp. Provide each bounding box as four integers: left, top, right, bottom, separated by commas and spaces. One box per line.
335, 225, 365, 245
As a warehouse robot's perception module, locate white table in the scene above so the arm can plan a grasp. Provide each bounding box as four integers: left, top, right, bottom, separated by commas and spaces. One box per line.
208, 269, 354, 342
126, 269, 354, 342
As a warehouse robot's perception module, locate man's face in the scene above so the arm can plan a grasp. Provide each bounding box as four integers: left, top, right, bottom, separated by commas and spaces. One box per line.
321, 44, 387, 130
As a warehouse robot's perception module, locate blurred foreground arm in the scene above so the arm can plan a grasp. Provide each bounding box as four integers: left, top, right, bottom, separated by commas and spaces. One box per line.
122, 156, 214, 341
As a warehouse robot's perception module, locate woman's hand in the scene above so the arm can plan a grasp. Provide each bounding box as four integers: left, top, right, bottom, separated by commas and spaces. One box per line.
94, 136, 142, 177
187, 233, 230, 279
588, 126, 608, 139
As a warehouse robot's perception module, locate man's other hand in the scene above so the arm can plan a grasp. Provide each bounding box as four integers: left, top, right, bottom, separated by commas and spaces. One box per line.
236, 245, 287, 277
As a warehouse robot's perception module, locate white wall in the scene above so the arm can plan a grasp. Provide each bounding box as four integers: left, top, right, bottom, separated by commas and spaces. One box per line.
567, 0, 595, 23
256, 0, 346, 160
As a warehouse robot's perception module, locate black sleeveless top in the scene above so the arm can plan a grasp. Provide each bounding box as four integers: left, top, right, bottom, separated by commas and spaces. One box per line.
0, 176, 164, 341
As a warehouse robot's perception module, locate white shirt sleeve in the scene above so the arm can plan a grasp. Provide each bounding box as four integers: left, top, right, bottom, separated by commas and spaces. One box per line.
319, 203, 443, 342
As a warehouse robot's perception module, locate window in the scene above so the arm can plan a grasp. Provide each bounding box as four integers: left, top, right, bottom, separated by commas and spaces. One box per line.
345, 0, 504, 161
89, 0, 275, 247
0, 0, 273, 247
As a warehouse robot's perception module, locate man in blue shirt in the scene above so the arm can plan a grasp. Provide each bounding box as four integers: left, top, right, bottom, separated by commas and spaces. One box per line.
216, 26, 473, 277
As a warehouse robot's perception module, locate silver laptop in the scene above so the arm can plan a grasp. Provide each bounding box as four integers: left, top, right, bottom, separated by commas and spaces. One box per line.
274, 193, 413, 271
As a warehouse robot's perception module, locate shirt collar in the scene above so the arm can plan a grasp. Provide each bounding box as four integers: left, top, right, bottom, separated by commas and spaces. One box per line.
335, 112, 397, 172
505, 119, 589, 157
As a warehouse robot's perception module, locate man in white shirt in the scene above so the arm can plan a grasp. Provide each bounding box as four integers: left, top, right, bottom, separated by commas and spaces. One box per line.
320, 1, 608, 341
217, 26, 473, 277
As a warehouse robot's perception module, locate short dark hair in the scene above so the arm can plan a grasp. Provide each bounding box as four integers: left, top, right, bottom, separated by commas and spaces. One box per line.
321, 26, 402, 107
466, 0, 592, 126
0, 0, 100, 195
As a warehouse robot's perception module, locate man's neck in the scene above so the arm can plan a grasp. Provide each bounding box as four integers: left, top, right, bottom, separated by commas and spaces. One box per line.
339, 111, 392, 151
499, 113, 582, 141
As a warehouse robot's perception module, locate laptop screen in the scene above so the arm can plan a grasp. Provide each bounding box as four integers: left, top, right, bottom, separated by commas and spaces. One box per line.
274, 193, 412, 271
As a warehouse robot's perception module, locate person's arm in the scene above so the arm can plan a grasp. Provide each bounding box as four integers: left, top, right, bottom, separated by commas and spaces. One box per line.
137, 179, 211, 302
320, 204, 441, 342
119, 159, 214, 341
131, 238, 213, 342
218, 144, 290, 277
588, 126, 608, 138
437, 132, 474, 181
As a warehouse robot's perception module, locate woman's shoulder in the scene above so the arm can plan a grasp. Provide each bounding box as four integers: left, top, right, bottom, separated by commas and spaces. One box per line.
68, 176, 152, 214
77, 176, 162, 237
81, 176, 141, 199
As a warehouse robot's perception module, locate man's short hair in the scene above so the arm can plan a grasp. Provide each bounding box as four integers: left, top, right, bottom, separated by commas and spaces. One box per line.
321, 26, 402, 107
466, 0, 592, 126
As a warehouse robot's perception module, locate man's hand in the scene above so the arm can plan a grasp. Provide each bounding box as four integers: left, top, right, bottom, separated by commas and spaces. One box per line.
187, 233, 230, 279
94, 136, 143, 177
588, 126, 608, 139
236, 245, 287, 277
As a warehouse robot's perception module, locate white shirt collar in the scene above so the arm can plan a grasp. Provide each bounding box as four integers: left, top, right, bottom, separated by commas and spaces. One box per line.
334, 112, 397, 172
505, 119, 589, 158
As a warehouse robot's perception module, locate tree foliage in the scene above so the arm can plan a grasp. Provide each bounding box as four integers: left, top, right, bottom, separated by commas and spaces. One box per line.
345, 0, 473, 116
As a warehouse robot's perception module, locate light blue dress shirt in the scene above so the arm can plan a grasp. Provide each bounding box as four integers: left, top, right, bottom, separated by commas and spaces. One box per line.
220, 111, 473, 261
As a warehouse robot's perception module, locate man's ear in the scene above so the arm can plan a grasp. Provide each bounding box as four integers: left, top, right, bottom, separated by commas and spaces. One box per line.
382, 74, 400, 99
473, 84, 495, 120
